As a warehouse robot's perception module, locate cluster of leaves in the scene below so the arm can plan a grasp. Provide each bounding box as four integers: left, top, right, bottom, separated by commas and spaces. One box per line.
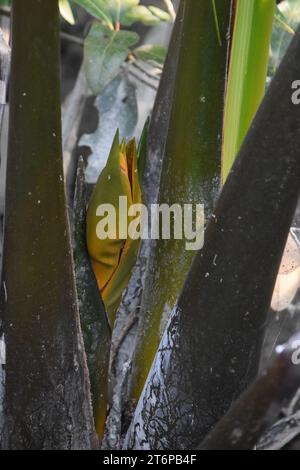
66, 0, 170, 94
0, 0, 169, 95
73, 0, 170, 28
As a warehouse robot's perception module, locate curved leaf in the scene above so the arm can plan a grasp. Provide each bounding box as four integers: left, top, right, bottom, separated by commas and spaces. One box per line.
73, 0, 170, 27
72, 0, 114, 28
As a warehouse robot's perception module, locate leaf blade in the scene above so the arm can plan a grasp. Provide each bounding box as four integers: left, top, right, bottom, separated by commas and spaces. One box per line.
72, 0, 114, 28
84, 23, 138, 95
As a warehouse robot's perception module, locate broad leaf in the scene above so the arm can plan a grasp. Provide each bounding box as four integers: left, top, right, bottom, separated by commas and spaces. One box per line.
84, 23, 138, 95
72, 0, 114, 28
73, 0, 169, 27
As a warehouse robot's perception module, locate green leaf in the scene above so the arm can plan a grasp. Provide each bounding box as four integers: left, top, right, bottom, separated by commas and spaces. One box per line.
84, 23, 138, 95
222, 0, 275, 182
59, 0, 75, 24
148, 5, 171, 22
72, 0, 114, 29
108, 0, 140, 23
122, 5, 167, 26
101, 1, 170, 25
133, 44, 167, 64
72, 0, 170, 27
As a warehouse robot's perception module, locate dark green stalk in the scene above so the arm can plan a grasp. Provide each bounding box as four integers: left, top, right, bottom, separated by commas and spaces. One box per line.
130, 0, 232, 401
74, 158, 111, 439
1, 0, 94, 449
143, 0, 185, 206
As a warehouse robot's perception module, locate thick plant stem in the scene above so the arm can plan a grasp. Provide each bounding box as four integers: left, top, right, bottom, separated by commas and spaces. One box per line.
143, 0, 185, 206
73, 159, 111, 439
222, 0, 275, 182
125, 27, 300, 450
0, 0, 95, 449
129, 0, 233, 402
